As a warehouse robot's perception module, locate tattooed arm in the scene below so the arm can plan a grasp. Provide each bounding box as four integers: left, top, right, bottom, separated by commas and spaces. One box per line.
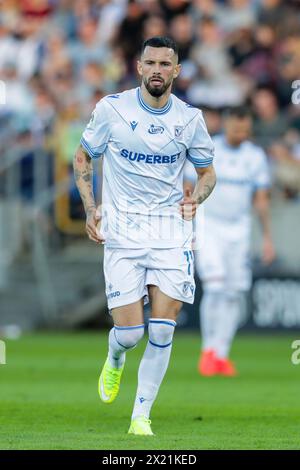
180, 164, 216, 220
73, 145, 95, 213
193, 164, 217, 204
73, 145, 104, 243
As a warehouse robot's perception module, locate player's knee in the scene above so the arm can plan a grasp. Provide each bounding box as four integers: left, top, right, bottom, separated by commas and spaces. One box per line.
114, 325, 145, 349
148, 319, 176, 348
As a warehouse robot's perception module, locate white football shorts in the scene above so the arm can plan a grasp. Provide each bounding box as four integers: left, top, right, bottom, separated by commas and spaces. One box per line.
103, 246, 195, 310
195, 218, 252, 292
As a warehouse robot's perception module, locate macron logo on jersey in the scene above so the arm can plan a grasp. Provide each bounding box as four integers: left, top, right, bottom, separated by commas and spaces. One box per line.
130, 121, 138, 131
120, 148, 181, 164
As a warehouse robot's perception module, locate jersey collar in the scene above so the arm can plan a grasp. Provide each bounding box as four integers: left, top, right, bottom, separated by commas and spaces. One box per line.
137, 87, 172, 115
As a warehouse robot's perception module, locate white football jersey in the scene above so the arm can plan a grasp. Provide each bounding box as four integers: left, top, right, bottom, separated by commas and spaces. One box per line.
81, 87, 214, 248
184, 134, 270, 235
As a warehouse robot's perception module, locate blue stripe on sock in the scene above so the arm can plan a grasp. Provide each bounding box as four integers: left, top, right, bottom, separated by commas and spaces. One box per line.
149, 320, 176, 327
114, 325, 144, 330
149, 339, 173, 349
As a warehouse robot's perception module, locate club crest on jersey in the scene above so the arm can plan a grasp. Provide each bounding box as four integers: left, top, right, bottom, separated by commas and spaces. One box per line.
148, 124, 164, 134
174, 126, 184, 138
130, 121, 138, 131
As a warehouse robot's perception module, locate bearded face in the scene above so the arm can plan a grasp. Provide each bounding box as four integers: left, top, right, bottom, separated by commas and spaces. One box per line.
137, 46, 180, 99
143, 74, 173, 97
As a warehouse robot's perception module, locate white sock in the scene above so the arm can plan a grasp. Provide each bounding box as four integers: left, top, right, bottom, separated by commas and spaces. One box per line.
212, 291, 242, 358
108, 325, 144, 369
200, 290, 223, 351
131, 318, 176, 420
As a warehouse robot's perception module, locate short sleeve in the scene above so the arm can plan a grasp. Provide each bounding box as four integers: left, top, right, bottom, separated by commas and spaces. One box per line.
80, 99, 111, 159
252, 149, 271, 191
187, 111, 214, 168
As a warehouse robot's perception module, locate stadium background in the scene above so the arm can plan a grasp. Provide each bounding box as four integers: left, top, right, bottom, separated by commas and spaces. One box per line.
0, 0, 300, 450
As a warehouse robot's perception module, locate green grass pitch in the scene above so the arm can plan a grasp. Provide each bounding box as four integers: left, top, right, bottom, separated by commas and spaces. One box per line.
0, 332, 299, 450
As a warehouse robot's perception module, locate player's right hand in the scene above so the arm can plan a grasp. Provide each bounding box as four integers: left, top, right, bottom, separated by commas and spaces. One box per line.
179, 189, 198, 220
86, 207, 105, 244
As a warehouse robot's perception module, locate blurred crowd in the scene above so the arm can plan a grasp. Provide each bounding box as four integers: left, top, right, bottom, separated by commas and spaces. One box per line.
1, 0, 300, 206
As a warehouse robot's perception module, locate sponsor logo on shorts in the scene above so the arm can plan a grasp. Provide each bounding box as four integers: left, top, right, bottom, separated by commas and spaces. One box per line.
107, 290, 121, 300
183, 282, 194, 297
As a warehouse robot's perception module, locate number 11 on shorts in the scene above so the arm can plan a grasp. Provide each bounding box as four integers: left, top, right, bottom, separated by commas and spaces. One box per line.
184, 250, 192, 276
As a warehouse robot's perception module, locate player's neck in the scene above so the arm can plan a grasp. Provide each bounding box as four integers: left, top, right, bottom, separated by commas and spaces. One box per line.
140, 84, 171, 109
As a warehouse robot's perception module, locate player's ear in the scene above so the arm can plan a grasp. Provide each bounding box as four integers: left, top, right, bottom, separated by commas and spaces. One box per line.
173, 63, 181, 79
137, 60, 143, 77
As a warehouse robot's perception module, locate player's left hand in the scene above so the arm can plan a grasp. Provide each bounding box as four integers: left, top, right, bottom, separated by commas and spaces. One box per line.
86, 207, 105, 244
179, 189, 198, 220
262, 236, 275, 265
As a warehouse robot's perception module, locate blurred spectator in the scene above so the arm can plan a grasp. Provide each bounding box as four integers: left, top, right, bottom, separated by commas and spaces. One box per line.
227, 24, 277, 85
189, 0, 225, 23
227, 27, 256, 69
0, 63, 34, 117
202, 107, 223, 136
192, 16, 230, 81
19, 0, 55, 17
268, 140, 300, 199
31, 85, 56, 139
188, 16, 248, 107
220, 0, 256, 34
68, 17, 108, 70
169, 14, 194, 61
115, 0, 148, 70
96, 0, 128, 46
142, 15, 167, 42
258, 0, 284, 25
160, 0, 190, 23
0, 14, 43, 80
41, 30, 70, 82
0, 20, 18, 71
139, 0, 161, 16
173, 60, 198, 101
252, 86, 289, 150
276, 34, 300, 108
